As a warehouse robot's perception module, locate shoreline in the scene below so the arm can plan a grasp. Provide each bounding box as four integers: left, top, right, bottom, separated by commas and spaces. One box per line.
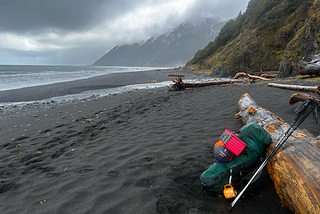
0, 69, 183, 120
0, 68, 224, 120
0, 69, 180, 102
0, 72, 319, 213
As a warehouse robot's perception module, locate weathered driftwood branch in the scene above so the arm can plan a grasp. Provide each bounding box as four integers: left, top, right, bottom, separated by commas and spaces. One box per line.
299, 55, 320, 76
267, 83, 320, 95
289, 93, 320, 107
169, 75, 242, 91
234, 72, 271, 80
252, 71, 278, 78
261, 73, 277, 78
235, 93, 320, 214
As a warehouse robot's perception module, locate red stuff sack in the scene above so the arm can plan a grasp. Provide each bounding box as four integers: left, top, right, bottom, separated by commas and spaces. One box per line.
219, 129, 246, 156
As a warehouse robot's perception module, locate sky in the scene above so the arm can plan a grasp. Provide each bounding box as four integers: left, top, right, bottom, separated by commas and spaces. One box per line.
0, 0, 250, 65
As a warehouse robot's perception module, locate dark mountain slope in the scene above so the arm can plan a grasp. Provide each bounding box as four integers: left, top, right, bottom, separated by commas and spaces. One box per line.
93, 18, 225, 67
187, 0, 320, 77
93, 43, 140, 66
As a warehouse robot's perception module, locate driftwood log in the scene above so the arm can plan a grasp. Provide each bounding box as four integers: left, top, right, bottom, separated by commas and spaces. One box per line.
234, 72, 271, 81
236, 93, 320, 214
267, 83, 320, 95
289, 93, 320, 107
170, 75, 242, 91
299, 55, 320, 76
252, 71, 278, 78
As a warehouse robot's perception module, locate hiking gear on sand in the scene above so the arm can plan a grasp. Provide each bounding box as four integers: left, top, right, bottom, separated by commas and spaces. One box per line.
214, 141, 234, 162
228, 99, 319, 212
200, 122, 272, 197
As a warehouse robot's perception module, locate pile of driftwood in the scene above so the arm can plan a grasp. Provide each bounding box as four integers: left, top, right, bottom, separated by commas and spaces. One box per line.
299, 55, 320, 78
267, 83, 320, 107
233, 55, 320, 80
169, 75, 242, 91
234, 71, 277, 81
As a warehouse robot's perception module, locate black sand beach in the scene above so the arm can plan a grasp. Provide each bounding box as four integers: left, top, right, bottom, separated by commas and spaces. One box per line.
0, 69, 181, 102
0, 69, 319, 214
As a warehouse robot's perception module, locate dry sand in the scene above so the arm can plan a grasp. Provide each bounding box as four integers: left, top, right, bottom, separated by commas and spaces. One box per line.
0, 70, 319, 214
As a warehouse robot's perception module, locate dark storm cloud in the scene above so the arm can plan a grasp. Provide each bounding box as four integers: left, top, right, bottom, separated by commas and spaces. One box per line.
0, 0, 250, 65
0, 0, 248, 33
0, 0, 144, 33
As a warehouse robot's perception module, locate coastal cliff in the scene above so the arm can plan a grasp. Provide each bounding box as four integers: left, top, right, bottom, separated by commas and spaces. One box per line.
187, 0, 320, 77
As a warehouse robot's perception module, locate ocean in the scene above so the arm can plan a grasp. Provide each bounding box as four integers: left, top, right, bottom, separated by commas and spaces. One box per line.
0, 65, 175, 104
0, 65, 233, 119
0, 65, 167, 92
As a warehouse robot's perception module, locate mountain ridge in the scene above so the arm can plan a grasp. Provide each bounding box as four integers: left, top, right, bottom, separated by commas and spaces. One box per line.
93, 17, 226, 67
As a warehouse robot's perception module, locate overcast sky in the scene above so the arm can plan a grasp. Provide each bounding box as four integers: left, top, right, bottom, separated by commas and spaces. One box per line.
0, 0, 250, 65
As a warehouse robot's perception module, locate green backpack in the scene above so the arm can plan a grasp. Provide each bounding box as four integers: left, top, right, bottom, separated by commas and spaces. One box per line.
200, 122, 272, 196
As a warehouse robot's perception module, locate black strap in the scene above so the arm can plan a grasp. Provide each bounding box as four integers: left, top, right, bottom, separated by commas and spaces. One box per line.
234, 164, 260, 189
240, 164, 243, 189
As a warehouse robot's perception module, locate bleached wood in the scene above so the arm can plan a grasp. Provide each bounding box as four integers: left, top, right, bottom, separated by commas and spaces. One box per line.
236, 93, 320, 214
289, 93, 320, 107
267, 83, 319, 93
234, 72, 271, 80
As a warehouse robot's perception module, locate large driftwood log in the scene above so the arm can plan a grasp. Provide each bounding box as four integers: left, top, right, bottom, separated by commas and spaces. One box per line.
299, 55, 320, 76
170, 75, 242, 91
236, 93, 320, 214
267, 83, 320, 95
289, 93, 320, 107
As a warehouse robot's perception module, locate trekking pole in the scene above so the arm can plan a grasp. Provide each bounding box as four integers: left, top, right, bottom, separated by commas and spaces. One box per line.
228, 99, 318, 212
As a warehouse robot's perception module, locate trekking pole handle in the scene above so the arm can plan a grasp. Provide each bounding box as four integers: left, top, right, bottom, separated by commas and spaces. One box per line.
294, 99, 318, 126
313, 107, 319, 124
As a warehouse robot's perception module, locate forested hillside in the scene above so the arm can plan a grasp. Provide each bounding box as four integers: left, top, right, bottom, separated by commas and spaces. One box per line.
187, 0, 320, 77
